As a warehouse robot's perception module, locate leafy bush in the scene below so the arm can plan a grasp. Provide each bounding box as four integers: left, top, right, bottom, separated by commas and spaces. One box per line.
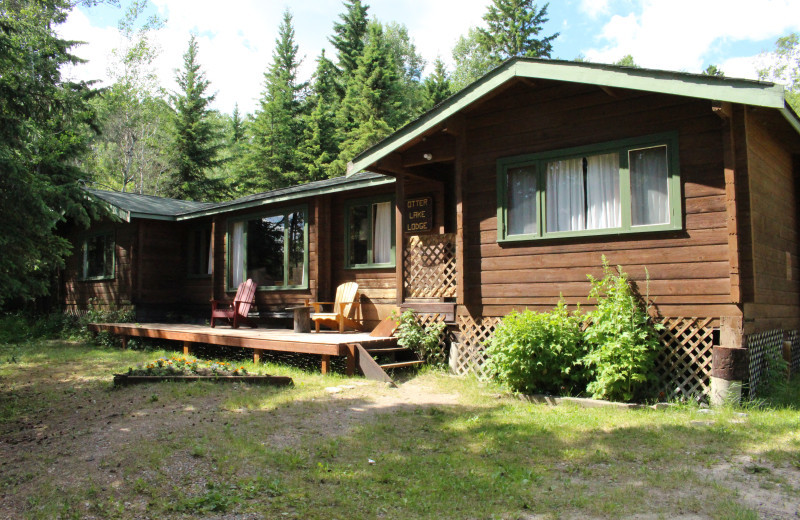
582, 260, 662, 402
62, 307, 136, 346
395, 310, 448, 366
0, 312, 71, 343
484, 301, 585, 394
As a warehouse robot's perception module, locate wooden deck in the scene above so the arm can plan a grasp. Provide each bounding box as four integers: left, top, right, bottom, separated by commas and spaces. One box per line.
89, 323, 398, 375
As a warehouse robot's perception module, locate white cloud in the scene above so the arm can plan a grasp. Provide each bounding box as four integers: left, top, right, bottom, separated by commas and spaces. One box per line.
583, 0, 800, 75
720, 55, 761, 81
60, 0, 489, 114
579, 0, 609, 18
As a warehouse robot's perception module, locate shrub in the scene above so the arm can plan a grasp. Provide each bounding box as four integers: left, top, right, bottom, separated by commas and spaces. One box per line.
395, 310, 448, 366
484, 301, 585, 394
582, 259, 662, 402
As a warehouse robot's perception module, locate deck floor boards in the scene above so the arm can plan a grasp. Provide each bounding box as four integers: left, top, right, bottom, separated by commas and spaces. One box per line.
89, 323, 397, 375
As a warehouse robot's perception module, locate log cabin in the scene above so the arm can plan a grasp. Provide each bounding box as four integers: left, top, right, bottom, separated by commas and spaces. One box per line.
63, 58, 800, 397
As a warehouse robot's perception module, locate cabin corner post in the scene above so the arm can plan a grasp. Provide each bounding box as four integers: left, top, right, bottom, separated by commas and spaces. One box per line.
210, 216, 218, 302
452, 114, 467, 306
395, 171, 406, 305
720, 103, 742, 305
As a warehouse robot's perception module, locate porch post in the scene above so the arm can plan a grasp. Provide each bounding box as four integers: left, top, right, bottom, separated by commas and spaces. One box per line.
453, 115, 467, 306
395, 171, 405, 305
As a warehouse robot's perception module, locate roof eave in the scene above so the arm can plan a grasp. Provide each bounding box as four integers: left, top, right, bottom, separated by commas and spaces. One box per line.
348, 59, 788, 176
175, 174, 396, 220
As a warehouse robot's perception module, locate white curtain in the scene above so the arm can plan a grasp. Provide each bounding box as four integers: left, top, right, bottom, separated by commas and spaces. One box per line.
586, 152, 620, 229
206, 232, 213, 275
546, 158, 584, 232
507, 166, 537, 236
230, 221, 245, 287
373, 202, 392, 264
630, 146, 669, 226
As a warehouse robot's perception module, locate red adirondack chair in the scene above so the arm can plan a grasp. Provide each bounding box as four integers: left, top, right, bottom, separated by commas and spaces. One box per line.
210, 279, 257, 328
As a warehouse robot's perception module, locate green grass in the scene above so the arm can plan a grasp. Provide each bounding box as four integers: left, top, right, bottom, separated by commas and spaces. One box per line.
0, 339, 798, 519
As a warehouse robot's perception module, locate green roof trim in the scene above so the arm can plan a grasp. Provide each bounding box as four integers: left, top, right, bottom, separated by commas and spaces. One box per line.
348, 57, 794, 176
175, 172, 394, 220
85, 173, 395, 222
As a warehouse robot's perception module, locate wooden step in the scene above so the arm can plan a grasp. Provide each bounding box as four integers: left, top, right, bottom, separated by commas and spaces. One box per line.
379, 360, 426, 370
365, 346, 409, 354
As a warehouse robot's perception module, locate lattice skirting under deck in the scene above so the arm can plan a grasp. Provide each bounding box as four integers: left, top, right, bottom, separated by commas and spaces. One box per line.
653, 317, 715, 400
745, 329, 788, 398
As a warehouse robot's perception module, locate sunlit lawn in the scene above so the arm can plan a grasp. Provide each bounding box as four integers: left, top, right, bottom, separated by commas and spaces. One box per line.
0, 339, 798, 519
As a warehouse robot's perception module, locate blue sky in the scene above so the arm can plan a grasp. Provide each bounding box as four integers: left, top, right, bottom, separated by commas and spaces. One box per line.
59, 0, 800, 115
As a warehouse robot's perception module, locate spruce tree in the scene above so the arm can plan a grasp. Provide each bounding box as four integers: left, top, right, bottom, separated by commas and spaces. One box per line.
329, 0, 370, 80
168, 34, 225, 201
477, 0, 559, 61
241, 9, 307, 192
422, 58, 453, 111
297, 50, 341, 181
333, 22, 403, 176
0, 0, 101, 304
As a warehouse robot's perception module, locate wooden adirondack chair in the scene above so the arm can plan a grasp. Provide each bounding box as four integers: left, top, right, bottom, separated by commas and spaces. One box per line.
210, 278, 257, 328
305, 282, 363, 333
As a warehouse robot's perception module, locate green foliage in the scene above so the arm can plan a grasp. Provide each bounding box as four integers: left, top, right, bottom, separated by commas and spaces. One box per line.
758, 33, 800, 112
167, 34, 227, 201
759, 349, 789, 397
582, 259, 662, 402
126, 356, 248, 377
240, 9, 308, 192
422, 58, 453, 111
297, 50, 341, 182
332, 22, 405, 176
451, 27, 496, 91
477, 0, 559, 61
613, 54, 639, 68
329, 0, 370, 83
703, 64, 725, 77
395, 310, 448, 366
0, 0, 102, 305
484, 301, 585, 394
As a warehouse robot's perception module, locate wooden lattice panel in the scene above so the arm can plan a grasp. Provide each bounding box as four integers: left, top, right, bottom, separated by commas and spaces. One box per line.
745, 329, 785, 398
653, 317, 714, 399
404, 234, 457, 299
452, 315, 503, 378
413, 313, 449, 360
788, 330, 800, 376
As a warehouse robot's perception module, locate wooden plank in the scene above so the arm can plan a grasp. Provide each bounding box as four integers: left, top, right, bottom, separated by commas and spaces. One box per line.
354, 344, 395, 385
453, 114, 467, 306
396, 171, 405, 305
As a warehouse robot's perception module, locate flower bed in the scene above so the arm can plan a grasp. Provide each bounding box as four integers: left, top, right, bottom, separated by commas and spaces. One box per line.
114, 356, 292, 387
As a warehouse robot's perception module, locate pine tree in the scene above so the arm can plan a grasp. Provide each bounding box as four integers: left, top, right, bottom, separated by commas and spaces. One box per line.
333, 22, 403, 176
329, 0, 370, 80
702, 65, 725, 77
477, 0, 559, 61
297, 50, 341, 182
383, 21, 426, 119
422, 58, 453, 111
230, 103, 245, 144
0, 0, 101, 304
613, 54, 638, 68
168, 34, 226, 201
241, 9, 307, 192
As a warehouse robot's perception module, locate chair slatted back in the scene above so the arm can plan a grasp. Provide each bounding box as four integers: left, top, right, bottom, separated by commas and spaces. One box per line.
235, 278, 257, 318
335, 282, 359, 319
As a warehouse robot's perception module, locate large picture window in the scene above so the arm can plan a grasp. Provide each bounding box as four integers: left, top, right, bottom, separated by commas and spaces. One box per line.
228, 207, 307, 290
497, 133, 681, 241
345, 196, 395, 268
82, 232, 115, 280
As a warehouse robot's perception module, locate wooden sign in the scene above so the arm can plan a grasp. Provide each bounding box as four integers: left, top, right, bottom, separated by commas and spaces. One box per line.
405, 195, 433, 233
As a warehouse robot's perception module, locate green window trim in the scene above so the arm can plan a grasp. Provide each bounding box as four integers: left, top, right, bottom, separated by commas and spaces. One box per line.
226, 205, 309, 292
186, 224, 213, 279
80, 230, 116, 281
496, 132, 682, 242
344, 195, 396, 269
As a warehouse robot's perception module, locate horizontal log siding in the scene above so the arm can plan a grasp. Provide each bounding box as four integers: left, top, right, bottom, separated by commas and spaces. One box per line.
62, 220, 135, 309
329, 184, 419, 328
136, 220, 184, 305
743, 111, 800, 330
460, 82, 740, 319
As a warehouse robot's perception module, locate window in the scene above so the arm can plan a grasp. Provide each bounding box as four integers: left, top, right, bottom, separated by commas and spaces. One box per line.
497, 133, 681, 241
227, 207, 307, 290
345, 196, 395, 268
82, 232, 115, 280
187, 225, 213, 277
